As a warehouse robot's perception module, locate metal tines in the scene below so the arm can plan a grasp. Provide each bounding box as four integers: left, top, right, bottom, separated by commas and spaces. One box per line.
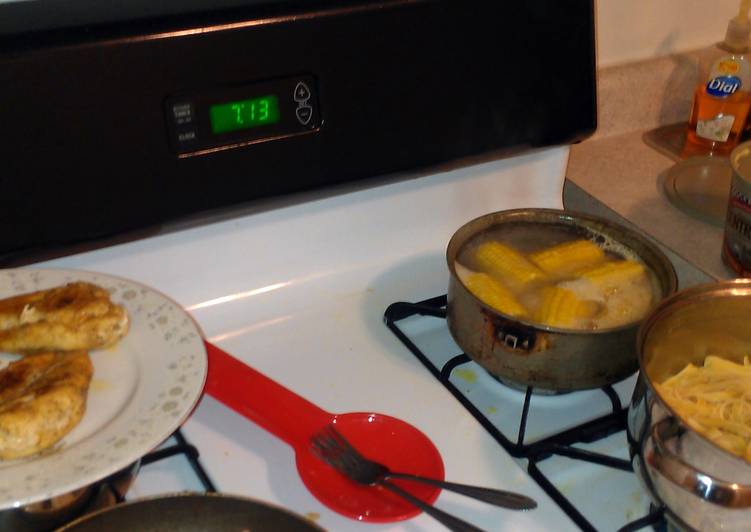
310, 424, 537, 532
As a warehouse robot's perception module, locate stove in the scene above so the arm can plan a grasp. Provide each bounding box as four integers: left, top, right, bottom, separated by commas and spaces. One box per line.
132, 287, 669, 532
2, 1, 610, 527
24, 145, 672, 531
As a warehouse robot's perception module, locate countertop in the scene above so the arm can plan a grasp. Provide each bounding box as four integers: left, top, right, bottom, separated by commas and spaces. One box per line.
563, 128, 730, 287
563, 45, 740, 286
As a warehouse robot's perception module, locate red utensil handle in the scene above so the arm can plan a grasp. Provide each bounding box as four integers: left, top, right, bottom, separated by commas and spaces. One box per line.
203, 340, 333, 447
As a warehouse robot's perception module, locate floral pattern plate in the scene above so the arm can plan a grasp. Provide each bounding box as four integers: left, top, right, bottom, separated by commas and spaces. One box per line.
0, 268, 207, 509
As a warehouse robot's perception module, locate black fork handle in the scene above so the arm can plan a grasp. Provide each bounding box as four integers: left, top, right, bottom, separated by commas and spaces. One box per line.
385, 472, 537, 510
380, 480, 486, 532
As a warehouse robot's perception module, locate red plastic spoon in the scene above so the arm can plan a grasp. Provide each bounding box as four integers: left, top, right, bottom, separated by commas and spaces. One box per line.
202, 340, 445, 523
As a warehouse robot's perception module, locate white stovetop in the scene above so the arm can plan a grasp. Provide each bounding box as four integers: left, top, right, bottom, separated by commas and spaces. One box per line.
39, 146, 579, 531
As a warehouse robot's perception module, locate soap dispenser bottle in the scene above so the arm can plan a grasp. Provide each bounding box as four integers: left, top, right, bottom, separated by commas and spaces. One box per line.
684, 0, 751, 154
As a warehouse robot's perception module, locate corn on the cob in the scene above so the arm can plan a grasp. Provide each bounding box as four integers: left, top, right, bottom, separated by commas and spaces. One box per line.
529, 239, 606, 278
473, 241, 545, 291
578, 260, 646, 292
456, 264, 527, 317
533, 285, 601, 328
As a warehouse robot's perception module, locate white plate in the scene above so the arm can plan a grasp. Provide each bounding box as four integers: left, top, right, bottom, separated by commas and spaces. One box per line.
0, 268, 207, 510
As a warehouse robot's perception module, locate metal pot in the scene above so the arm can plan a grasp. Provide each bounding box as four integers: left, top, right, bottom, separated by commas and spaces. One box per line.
56, 492, 324, 531
446, 208, 678, 392
628, 280, 751, 532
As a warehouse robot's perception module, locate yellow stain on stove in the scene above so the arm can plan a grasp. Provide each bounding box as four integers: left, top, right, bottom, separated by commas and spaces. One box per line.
558, 481, 574, 496
305, 512, 320, 522
454, 368, 477, 384
487, 406, 497, 414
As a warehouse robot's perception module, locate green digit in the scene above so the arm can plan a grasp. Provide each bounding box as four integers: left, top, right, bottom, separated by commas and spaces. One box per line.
210, 95, 278, 134
231, 103, 244, 124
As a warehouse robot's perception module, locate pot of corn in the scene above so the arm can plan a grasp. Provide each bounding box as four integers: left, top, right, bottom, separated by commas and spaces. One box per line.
445, 208, 678, 392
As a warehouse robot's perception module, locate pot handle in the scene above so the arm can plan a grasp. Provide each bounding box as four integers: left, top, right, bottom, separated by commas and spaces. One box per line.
646, 416, 751, 508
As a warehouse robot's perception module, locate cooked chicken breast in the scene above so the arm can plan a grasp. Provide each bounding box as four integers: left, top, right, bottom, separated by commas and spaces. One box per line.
0, 351, 93, 460
0, 282, 129, 354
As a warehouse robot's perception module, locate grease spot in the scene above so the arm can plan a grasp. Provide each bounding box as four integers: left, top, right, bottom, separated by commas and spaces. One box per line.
122, 290, 137, 300
305, 512, 320, 522
162, 401, 178, 412
454, 368, 477, 384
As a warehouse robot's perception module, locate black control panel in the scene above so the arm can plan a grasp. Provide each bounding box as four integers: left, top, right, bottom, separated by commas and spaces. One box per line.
165, 75, 320, 156
0, 1, 596, 259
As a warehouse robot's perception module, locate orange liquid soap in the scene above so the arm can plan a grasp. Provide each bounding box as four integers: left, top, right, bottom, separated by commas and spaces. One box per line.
685, 82, 751, 154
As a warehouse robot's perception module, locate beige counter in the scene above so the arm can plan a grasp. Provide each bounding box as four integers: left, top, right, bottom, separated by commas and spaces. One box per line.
564, 46, 738, 286
564, 131, 733, 284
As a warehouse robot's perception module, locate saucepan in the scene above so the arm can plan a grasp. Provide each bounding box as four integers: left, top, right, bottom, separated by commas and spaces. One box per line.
446, 208, 678, 392
628, 280, 751, 532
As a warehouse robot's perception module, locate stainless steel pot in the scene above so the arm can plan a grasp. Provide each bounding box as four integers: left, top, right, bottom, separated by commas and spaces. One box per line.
628, 280, 751, 532
446, 208, 678, 392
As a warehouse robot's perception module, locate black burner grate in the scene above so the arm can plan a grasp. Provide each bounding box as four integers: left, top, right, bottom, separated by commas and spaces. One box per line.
139, 428, 216, 493
88, 429, 216, 513
34, 428, 215, 532
95, 428, 215, 506
384, 295, 666, 532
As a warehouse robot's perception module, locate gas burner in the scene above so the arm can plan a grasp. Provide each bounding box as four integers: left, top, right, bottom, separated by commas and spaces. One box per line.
1, 430, 214, 532
490, 374, 568, 396
385, 295, 668, 532
0, 461, 139, 532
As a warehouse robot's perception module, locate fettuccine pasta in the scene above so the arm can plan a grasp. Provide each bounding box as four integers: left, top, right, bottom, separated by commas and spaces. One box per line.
655, 355, 751, 462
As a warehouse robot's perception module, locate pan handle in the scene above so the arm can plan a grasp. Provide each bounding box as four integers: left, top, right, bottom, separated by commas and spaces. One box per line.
645, 416, 751, 508
203, 340, 334, 448
487, 313, 536, 352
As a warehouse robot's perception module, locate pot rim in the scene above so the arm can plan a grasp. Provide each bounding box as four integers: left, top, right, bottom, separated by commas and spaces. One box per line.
636, 278, 751, 466
446, 207, 678, 335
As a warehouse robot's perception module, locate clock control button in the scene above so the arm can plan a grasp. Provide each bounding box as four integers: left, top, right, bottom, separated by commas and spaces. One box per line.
295, 104, 313, 125
293, 82, 311, 103
176, 129, 198, 143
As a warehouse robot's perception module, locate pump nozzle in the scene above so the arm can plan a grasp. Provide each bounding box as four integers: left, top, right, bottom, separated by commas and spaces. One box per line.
725, 0, 751, 51
739, 0, 751, 20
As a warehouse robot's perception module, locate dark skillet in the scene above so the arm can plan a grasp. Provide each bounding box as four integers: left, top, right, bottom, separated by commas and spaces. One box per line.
56, 493, 324, 532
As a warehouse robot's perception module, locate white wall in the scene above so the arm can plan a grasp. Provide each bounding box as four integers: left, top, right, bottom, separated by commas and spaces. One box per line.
597, 0, 743, 67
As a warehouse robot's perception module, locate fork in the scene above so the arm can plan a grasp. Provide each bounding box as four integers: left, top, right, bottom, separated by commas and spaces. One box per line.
310, 425, 537, 532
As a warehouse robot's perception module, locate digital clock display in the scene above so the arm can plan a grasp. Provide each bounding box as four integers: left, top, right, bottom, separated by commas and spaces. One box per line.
209, 95, 280, 134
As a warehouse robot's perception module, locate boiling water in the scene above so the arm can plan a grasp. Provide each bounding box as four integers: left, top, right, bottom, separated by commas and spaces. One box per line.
456, 222, 661, 330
